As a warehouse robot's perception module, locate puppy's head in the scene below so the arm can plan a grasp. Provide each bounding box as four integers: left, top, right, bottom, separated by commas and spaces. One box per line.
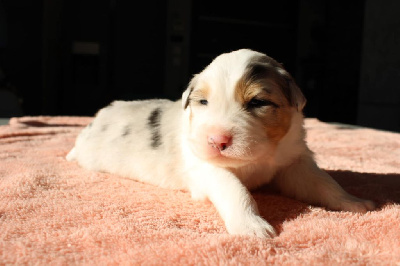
182, 49, 306, 167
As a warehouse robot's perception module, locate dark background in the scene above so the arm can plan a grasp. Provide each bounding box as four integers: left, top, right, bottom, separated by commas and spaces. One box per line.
0, 0, 399, 131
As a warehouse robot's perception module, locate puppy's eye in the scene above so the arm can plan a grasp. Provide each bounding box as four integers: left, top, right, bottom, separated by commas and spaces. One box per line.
199, 99, 208, 106
247, 98, 277, 109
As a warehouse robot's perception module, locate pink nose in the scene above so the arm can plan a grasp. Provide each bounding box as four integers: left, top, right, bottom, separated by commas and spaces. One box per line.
207, 134, 232, 151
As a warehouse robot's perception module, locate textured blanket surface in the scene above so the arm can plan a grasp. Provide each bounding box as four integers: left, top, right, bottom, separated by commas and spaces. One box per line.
1, 116, 399, 265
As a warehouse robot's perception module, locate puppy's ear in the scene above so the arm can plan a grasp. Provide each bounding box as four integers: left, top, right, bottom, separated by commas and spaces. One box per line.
182, 75, 198, 109
272, 63, 306, 112
284, 72, 307, 112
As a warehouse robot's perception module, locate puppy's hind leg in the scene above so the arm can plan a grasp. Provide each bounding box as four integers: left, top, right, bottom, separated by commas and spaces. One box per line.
274, 155, 376, 213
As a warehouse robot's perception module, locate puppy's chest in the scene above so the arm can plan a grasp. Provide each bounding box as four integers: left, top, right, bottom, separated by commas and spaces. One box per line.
232, 165, 277, 189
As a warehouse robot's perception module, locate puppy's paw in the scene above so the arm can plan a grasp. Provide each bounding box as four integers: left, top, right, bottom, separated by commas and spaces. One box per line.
226, 213, 277, 239
338, 196, 376, 213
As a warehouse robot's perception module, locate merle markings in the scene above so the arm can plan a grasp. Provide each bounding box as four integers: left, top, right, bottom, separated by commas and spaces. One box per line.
101, 124, 108, 132
147, 107, 162, 148
122, 124, 131, 137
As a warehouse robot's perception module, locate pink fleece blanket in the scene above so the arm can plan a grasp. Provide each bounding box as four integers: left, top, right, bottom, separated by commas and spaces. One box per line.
1, 116, 399, 264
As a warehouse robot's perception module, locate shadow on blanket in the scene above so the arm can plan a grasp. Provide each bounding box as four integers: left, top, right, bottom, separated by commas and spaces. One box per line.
330, 170, 400, 205
252, 170, 400, 235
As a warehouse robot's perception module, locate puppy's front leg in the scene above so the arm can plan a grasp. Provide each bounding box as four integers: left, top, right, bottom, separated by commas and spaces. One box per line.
189, 165, 276, 238
275, 155, 376, 213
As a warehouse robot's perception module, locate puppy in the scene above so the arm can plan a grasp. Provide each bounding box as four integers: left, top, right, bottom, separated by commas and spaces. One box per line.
67, 49, 375, 238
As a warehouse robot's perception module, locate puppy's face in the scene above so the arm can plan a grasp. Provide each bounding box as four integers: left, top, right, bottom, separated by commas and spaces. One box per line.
182, 49, 306, 168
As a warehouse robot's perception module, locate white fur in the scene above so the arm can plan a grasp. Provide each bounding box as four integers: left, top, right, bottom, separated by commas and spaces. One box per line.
67, 49, 375, 238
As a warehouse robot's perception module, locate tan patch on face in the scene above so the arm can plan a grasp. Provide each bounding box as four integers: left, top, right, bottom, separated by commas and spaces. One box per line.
262, 104, 292, 143
188, 105, 193, 123
189, 83, 210, 106
235, 76, 264, 105
234, 63, 292, 144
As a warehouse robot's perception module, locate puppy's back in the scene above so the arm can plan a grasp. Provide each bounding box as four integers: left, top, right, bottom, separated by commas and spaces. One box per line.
68, 99, 186, 189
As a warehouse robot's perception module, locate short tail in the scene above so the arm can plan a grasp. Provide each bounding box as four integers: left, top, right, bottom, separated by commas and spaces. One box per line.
66, 147, 77, 161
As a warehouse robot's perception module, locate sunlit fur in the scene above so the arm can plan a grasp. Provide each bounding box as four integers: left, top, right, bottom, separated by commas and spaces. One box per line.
68, 49, 375, 239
